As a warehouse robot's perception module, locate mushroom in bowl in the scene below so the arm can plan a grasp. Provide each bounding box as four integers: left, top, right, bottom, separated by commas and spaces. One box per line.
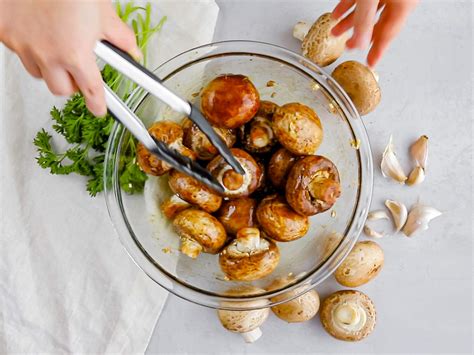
215, 197, 257, 235
267, 147, 298, 189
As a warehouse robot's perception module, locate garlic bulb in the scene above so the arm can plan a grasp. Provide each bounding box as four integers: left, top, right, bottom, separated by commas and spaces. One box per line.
381, 135, 408, 184
384, 200, 408, 232
410, 135, 428, 169
402, 203, 442, 237
407, 166, 426, 186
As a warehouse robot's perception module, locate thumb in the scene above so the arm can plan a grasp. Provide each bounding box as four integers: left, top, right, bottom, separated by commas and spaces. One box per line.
102, 12, 141, 61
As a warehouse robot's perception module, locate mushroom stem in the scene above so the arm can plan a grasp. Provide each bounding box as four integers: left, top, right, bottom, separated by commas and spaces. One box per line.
293, 21, 311, 41
241, 327, 262, 343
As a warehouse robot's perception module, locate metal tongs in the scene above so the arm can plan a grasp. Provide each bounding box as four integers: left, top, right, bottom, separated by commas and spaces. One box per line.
94, 40, 244, 193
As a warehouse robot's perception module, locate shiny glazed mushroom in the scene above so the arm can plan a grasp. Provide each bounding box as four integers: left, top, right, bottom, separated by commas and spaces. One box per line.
137, 120, 196, 176
173, 209, 226, 258
215, 197, 257, 235
201, 74, 260, 129
168, 170, 222, 213
207, 148, 262, 198
286, 155, 341, 216
272, 103, 323, 155
267, 148, 298, 189
219, 227, 280, 281
256, 195, 309, 242
160, 195, 190, 219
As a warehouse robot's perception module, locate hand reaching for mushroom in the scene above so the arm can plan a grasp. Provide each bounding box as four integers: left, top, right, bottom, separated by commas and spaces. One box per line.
331, 0, 418, 67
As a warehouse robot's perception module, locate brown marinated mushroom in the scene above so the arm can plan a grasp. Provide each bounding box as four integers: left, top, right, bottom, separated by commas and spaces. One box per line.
272, 103, 323, 155
268, 148, 297, 189
160, 195, 190, 219
286, 155, 341, 216
182, 118, 236, 160
320, 290, 376, 342
207, 148, 262, 198
168, 170, 222, 213
215, 197, 257, 235
219, 227, 280, 281
201, 74, 260, 129
331, 61, 381, 115
256, 195, 309, 242
137, 120, 196, 176
173, 209, 227, 258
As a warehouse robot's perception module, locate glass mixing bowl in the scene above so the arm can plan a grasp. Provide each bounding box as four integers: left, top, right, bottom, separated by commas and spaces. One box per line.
104, 41, 373, 310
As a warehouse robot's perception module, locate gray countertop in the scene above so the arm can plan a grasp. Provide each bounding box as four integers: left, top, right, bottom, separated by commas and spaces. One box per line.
147, 1, 473, 353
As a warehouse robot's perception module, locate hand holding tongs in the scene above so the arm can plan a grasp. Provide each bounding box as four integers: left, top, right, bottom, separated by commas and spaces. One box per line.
94, 41, 244, 193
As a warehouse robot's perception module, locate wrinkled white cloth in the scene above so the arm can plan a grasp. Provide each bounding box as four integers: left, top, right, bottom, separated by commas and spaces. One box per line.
0, 1, 218, 353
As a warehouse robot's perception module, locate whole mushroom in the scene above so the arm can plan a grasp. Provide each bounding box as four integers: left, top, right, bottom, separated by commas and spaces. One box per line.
207, 148, 263, 198
335, 241, 384, 287
216, 197, 257, 235
268, 148, 298, 189
182, 118, 236, 160
331, 60, 381, 115
168, 170, 222, 213
256, 195, 309, 242
137, 120, 196, 176
219, 227, 280, 281
201, 74, 260, 129
320, 290, 376, 342
173, 209, 226, 258
272, 103, 323, 155
160, 195, 190, 219
293, 13, 349, 67
286, 155, 341, 216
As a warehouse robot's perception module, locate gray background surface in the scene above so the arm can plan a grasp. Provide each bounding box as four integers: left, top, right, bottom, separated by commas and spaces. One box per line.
147, 1, 473, 353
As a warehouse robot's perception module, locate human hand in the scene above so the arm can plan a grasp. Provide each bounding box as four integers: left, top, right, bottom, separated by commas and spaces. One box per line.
0, 0, 140, 117
331, 0, 418, 67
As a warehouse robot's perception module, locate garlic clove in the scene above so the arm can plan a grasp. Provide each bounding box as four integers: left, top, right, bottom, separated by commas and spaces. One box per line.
407, 166, 426, 186
410, 135, 429, 169
363, 225, 386, 239
381, 135, 408, 184
402, 203, 442, 237
367, 210, 390, 221
384, 200, 408, 233
293, 21, 311, 41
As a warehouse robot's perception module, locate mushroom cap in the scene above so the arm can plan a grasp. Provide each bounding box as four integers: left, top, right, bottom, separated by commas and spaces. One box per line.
182, 118, 236, 160
301, 13, 348, 67
285, 155, 341, 216
331, 60, 381, 115
160, 195, 190, 219
335, 241, 384, 287
258, 100, 279, 118
256, 195, 309, 242
268, 148, 298, 189
207, 148, 262, 198
201, 74, 260, 129
219, 228, 280, 281
173, 209, 227, 254
320, 290, 376, 341
272, 103, 323, 155
137, 120, 196, 176
168, 170, 222, 213
216, 197, 257, 235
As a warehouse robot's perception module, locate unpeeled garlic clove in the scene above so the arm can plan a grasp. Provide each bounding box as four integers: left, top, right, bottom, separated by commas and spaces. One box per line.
367, 210, 390, 221
384, 200, 408, 233
410, 135, 429, 169
381, 135, 408, 184
402, 203, 442, 237
407, 166, 425, 186
363, 225, 386, 239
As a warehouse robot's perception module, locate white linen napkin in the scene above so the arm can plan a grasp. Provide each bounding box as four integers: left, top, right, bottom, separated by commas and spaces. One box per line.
0, 1, 219, 353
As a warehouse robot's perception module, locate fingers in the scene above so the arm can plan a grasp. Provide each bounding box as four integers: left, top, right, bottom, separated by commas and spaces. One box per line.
17, 50, 42, 79
332, 11, 355, 36
346, 0, 380, 50
41, 66, 78, 97
102, 11, 141, 60
332, 0, 355, 20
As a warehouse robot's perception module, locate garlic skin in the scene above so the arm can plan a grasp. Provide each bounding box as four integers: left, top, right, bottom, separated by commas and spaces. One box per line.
407, 166, 426, 186
384, 200, 408, 232
367, 210, 390, 221
363, 225, 385, 239
410, 135, 428, 169
381, 135, 408, 184
402, 204, 442, 237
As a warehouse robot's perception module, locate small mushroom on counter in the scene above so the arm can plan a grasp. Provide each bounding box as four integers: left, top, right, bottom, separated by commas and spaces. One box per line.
272, 103, 323, 155
331, 61, 381, 115
218, 286, 270, 343
293, 13, 349, 67
173, 209, 226, 258
182, 118, 236, 160
137, 120, 197, 176
239, 101, 279, 153
334, 241, 384, 287
320, 290, 376, 342
216, 197, 257, 235
267, 276, 320, 323
207, 148, 263, 198
201, 74, 260, 129
168, 170, 222, 213
160, 195, 190, 219
219, 227, 280, 281
256, 195, 309, 242
285, 155, 341, 216
268, 148, 297, 189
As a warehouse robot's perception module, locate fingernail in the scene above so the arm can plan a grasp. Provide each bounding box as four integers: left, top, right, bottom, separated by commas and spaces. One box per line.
130, 48, 143, 62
